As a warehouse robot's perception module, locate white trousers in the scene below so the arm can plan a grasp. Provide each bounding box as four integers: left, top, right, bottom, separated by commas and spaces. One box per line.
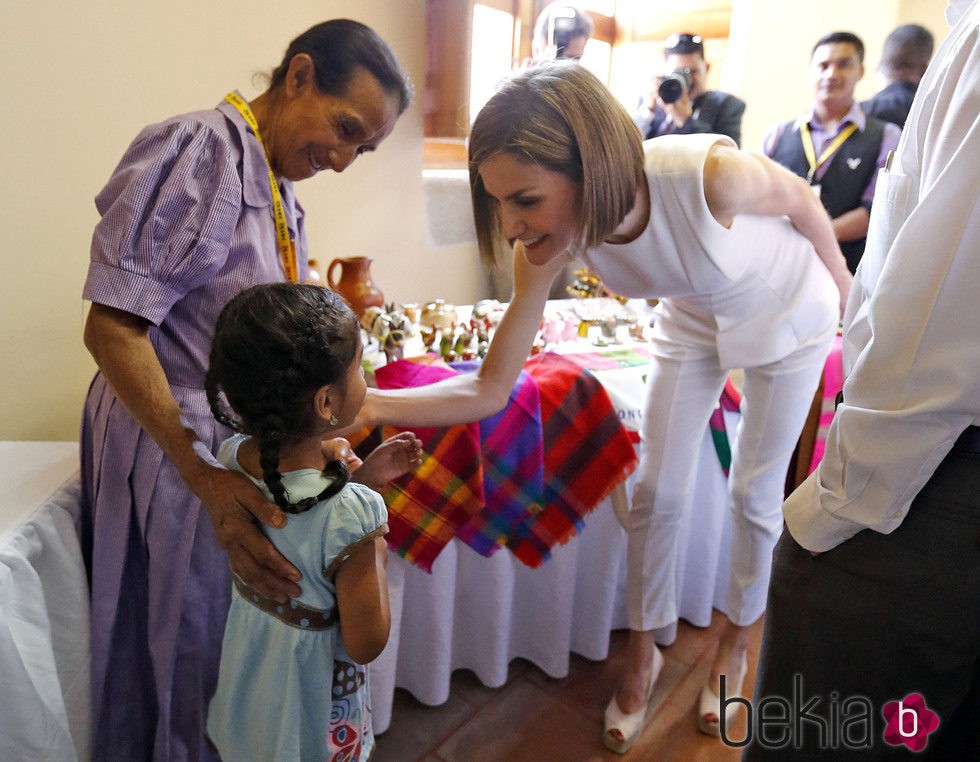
627, 334, 832, 631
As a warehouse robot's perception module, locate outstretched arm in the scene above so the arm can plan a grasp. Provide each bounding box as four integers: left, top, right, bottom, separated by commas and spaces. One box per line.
356, 245, 568, 429
703, 144, 852, 314
84, 303, 302, 602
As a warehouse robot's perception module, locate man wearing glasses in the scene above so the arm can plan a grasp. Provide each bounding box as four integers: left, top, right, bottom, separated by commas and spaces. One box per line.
633, 33, 746, 146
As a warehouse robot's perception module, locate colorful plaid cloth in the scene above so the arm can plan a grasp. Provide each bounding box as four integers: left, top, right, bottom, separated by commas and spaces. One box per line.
559, 346, 741, 472
349, 352, 638, 571
510, 353, 638, 567
808, 335, 844, 475
450, 362, 546, 558
370, 358, 486, 572
709, 378, 743, 476
558, 346, 657, 370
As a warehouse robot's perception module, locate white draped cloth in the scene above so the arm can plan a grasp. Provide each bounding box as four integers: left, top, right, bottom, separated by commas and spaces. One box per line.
0, 400, 743, 749
0, 442, 90, 762
370, 409, 739, 734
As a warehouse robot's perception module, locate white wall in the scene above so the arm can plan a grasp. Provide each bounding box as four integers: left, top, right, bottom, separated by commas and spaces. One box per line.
0, 0, 491, 441
726, 0, 950, 150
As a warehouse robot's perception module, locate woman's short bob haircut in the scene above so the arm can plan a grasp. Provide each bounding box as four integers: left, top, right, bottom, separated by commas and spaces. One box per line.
468, 62, 643, 269
270, 19, 412, 115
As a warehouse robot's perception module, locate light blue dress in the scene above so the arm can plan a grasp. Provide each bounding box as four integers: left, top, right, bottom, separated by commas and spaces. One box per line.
206, 435, 389, 762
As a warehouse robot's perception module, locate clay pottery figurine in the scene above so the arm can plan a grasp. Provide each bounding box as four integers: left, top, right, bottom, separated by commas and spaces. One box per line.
420, 299, 457, 332
327, 256, 384, 317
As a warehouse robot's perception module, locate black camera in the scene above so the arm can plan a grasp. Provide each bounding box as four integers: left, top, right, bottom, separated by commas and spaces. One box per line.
550, 11, 579, 58
658, 68, 694, 104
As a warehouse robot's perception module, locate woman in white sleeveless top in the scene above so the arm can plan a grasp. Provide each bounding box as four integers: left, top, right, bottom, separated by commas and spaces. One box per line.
360, 62, 851, 752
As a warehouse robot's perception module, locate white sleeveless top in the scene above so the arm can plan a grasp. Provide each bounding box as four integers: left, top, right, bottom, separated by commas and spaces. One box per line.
578, 134, 837, 368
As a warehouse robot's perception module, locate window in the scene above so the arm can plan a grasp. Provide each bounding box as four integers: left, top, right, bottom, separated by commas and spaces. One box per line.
423, 1, 733, 164
424, 1, 617, 151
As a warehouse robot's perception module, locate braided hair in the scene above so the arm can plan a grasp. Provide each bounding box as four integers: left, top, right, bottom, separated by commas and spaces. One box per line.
206, 283, 360, 513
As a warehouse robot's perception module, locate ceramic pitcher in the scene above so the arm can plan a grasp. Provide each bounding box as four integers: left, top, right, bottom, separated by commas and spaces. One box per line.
326, 256, 384, 317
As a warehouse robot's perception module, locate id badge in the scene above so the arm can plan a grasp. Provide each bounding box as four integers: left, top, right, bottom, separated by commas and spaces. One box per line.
810, 183, 822, 199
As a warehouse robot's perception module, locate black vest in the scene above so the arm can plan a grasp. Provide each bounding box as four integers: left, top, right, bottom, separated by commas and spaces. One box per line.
771, 115, 885, 273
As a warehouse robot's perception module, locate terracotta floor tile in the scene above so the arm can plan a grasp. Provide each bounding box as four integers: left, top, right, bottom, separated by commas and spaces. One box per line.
522, 631, 629, 723
434, 678, 610, 761
374, 609, 764, 762
374, 687, 474, 762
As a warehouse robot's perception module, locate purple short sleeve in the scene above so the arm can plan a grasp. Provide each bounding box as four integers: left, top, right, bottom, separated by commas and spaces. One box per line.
85, 117, 243, 325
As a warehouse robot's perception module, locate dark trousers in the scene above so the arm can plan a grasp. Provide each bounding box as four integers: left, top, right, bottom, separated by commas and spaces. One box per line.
744, 448, 980, 760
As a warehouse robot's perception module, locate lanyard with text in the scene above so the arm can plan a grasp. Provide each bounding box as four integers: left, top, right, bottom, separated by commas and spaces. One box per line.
800, 122, 858, 183
224, 92, 298, 282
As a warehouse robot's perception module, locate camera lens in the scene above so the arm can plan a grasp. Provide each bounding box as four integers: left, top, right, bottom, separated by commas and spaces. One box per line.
658, 74, 684, 104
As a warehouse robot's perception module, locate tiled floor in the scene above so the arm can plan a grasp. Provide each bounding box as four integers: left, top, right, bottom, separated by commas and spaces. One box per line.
374, 610, 763, 761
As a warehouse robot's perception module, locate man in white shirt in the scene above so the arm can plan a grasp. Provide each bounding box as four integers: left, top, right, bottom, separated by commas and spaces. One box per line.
746, 2, 979, 759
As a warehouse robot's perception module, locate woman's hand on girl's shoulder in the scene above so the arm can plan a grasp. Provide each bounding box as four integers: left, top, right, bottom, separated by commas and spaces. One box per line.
195, 464, 302, 602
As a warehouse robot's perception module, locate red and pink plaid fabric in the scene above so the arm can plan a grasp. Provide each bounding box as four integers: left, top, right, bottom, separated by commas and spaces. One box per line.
370, 358, 485, 572
450, 362, 547, 558
509, 353, 638, 567
808, 335, 844, 475
352, 352, 637, 571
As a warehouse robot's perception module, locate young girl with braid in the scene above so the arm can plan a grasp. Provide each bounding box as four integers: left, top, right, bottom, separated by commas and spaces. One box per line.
203, 283, 420, 762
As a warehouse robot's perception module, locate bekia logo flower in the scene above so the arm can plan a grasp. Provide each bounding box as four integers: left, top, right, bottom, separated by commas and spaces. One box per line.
882, 693, 939, 751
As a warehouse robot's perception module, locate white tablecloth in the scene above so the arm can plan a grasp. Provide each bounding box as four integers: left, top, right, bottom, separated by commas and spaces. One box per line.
0, 441, 89, 761
369, 409, 740, 734
0, 408, 743, 748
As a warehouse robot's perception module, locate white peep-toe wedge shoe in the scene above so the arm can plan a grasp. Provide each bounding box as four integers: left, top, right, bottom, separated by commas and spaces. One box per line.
697, 651, 749, 737
603, 648, 664, 754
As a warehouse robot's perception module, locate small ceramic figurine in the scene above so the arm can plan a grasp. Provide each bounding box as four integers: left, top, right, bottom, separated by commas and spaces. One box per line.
383, 328, 407, 363
453, 328, 474, 360
420, 326, 437, 349
541, 318, 564, 346
420, 299, 457, 332
472, 299, 506, 327
401, 302, 420, 325
566, 268, 627, 303
360, 304, 413, 363
439, 332, 456, 362
360, 306, 388, 346
600, 316, 620, 343
629, 321, 648, 342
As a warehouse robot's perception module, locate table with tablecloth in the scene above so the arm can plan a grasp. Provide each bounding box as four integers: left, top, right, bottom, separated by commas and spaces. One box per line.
0, 441, 89, 761
0, 329, 845, 750
363, 335, 746, 734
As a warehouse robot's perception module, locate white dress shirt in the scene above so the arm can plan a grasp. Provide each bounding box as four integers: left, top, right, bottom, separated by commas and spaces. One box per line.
784, 0, 980, 552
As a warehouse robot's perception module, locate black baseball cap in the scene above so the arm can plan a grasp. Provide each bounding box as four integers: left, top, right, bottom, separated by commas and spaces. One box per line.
664, 33, 704, 55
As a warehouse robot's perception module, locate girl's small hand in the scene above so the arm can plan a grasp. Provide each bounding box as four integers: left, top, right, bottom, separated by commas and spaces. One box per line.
322, 437, 363, 472
352, 431, 423, 490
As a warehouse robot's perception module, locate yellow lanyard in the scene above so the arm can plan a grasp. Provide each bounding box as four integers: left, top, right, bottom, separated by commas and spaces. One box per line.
800, 121, 859, 183
224, 92, 298, 282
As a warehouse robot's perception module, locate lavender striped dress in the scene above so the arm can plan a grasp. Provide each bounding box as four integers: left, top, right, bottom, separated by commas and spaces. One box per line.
80, 93, 308, 762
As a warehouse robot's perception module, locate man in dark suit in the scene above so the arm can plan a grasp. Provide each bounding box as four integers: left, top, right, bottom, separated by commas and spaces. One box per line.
861, 24, 933, 128
633, 32, 746, 146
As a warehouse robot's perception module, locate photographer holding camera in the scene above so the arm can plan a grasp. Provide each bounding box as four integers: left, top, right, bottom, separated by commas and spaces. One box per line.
634, 32, 746, 146
531, 2, 594, 62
